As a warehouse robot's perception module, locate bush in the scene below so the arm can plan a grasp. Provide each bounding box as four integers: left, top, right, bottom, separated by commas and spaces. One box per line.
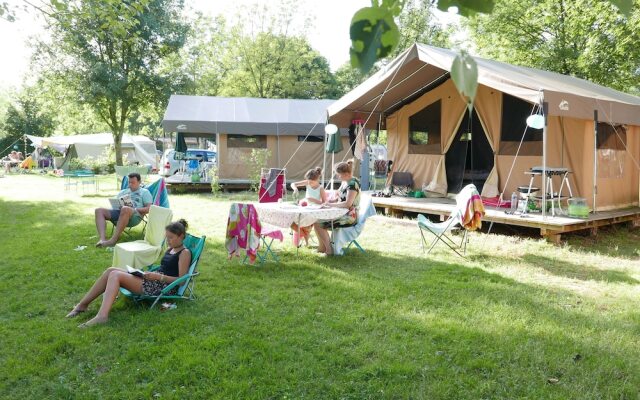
242, 149, 271, 192
209, 166, 222, 196
68, 157, 86, 171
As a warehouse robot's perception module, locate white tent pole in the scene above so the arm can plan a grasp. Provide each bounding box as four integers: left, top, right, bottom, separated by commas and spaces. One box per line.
593, 110, 598, 214
322, 116, 328, 187
542, 101, 548, 220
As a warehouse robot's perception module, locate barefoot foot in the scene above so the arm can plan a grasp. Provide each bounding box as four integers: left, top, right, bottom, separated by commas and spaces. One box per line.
78, 316, 108, 328
101, 239, 116, 248
66, 305, 87, 318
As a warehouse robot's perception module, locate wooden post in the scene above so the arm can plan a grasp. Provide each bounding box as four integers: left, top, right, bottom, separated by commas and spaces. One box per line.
542, 228, 562, 244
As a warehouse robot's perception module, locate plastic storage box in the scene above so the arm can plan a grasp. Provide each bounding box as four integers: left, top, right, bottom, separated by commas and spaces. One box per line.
568, 197, 589, 218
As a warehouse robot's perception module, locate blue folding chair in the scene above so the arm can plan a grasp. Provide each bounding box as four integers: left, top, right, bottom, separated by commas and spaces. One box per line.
331, 194, 377, 255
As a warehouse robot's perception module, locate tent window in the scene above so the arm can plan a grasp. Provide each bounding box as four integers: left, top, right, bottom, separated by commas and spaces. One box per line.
597, 123, 626, 150
597, 123, 626, 178
499, 94, 542, 156
408, 100, 441, 154
298, 135, 324, 142
227, 134, 267, 149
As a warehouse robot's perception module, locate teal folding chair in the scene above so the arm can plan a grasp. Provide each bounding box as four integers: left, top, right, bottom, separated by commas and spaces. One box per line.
119, 233, 206, 309
242, 225, 283, 266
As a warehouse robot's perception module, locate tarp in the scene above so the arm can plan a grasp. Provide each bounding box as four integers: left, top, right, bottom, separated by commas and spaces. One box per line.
26, 133, 158, 170
328, 43, 640, 128
162, 96, 336, 135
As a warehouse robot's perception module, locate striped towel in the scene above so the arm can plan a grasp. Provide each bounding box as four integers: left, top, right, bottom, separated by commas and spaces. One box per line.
462, 192, 485, 231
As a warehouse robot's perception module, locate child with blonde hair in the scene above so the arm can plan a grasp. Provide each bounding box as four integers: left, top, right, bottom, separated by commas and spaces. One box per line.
290, 167, 326, 246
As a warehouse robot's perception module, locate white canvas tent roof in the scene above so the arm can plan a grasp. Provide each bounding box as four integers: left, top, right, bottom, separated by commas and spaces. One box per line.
162, 96, 336, 135
26, 133, 157, 168
328, 43, 640, 127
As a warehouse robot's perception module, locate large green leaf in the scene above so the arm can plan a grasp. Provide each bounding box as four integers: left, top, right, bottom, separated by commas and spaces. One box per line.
607, 0, 633, 16
436, 0, 495, 17
450, 50, 478, 111
349, 6, 400, 73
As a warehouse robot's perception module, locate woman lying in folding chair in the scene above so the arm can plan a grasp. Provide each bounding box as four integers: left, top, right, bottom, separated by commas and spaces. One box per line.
313, 159, 360, 256
66, 219, 191, 327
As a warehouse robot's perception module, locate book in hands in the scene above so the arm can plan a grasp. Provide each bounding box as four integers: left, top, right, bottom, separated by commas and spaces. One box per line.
126, 265, 145, 278
108, 194, 134, 210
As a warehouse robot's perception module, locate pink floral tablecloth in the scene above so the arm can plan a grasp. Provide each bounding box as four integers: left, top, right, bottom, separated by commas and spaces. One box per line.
254, 203, 347, 229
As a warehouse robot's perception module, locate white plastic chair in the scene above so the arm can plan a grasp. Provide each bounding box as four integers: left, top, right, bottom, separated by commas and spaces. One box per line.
112, 205, 174, 268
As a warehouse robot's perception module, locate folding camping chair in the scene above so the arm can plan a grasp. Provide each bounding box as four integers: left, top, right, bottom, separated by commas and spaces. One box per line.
390, 171, 413, 196
110, 176, 170, 237
330, 194, 377, 255
112, 204, 174, 268
119, 233, 206, 309
258, 168, 286, 203
417, 184, 483, 258
244, 224, 283, 266
225, 203, 284, 266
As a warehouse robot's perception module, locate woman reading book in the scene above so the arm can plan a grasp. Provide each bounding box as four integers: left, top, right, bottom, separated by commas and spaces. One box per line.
66, 219, 192, 327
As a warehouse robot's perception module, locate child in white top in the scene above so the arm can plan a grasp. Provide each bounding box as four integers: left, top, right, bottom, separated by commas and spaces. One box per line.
290, 167, 326, 246
290, 167, 326, 205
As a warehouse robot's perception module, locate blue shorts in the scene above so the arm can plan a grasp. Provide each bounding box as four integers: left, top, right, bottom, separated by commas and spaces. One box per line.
110, 209, 142, 225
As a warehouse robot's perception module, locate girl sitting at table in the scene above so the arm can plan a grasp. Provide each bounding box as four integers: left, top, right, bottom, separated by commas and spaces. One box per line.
313, 160, 360, 256
290, 167, 326, 247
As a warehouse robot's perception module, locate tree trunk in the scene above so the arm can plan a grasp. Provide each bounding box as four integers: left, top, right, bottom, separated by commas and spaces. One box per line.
113, 130, 124, 166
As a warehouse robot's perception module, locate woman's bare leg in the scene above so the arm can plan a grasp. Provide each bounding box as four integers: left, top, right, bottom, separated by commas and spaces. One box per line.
67, 267, 120, 317
313, 224, 332, 255
82, 271, 143, 327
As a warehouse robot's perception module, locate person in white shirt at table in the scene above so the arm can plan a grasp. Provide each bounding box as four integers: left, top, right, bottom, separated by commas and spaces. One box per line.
290, 167, 327, 247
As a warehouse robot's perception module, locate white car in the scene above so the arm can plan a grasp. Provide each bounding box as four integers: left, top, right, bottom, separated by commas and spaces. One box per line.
161, 148, 217, 176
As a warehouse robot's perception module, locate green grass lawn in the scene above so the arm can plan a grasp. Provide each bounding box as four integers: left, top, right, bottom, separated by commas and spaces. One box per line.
1, 174, 639, 399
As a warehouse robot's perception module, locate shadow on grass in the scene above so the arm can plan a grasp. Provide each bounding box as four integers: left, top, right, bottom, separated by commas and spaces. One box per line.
563, 224, 640, 260
469, 250, 638, 285
522, 254, 639, 284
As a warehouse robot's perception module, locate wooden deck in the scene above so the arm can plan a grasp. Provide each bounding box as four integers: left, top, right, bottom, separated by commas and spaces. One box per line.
371, 195, 640, 243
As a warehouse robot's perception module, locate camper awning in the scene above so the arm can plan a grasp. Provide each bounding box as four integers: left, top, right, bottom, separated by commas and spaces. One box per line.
328, 43, 640, 127
162, 96, 337, 135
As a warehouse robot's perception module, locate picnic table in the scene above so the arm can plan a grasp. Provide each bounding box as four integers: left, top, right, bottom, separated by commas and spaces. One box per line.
64, 170, 99, 194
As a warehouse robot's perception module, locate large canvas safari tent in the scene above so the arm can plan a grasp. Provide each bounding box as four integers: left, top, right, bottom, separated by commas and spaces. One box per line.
162, 95, 351, 183
27, 133, 158, 171
328, 44, 640, 212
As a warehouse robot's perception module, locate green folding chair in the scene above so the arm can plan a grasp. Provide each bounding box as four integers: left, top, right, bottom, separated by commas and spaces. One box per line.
119, 233, 206, 309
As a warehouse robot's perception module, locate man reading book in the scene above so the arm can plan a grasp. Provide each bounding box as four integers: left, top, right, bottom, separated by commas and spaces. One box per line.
94, 172, 152, 247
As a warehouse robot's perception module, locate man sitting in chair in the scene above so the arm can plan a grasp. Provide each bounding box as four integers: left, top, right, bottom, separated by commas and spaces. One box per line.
94, 172, 152, 247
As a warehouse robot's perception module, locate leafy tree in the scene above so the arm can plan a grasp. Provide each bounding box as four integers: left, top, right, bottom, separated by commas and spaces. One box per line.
0, 94, 54, 155
389, 0, 450, 59
0, 1, 16, 22
36, 0, 189, 165
334, 63, 371, 98
27, 76, 109, 135
220, 30, 338, 99
467, 0, 640, 93
169, 13, 230, 96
